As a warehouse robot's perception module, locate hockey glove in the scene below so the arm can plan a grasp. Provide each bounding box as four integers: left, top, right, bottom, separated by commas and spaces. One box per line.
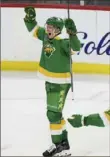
68, 114, 83, 127
64, 18, 77, 35
24, 6, 37, 32
24, 6, 36, 22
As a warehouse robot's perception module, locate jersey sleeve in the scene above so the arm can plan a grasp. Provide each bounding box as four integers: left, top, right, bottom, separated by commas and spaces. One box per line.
61, 35, 81, 56
61, 39, 70, 56
33, 26, 46, 41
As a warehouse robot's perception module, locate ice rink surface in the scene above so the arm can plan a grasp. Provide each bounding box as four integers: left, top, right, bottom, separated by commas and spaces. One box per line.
1, 72, 110, 156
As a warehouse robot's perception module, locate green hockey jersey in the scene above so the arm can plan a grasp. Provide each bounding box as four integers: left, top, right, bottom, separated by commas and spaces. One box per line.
32, 26, 81, 83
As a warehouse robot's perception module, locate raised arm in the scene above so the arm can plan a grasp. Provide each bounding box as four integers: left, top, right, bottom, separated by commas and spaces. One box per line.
24, 6, 45, 41
61, 18, 81, 55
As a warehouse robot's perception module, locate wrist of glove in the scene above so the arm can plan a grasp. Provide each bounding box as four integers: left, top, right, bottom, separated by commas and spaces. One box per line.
64, 18, 77, 35
24, 6, 36, 23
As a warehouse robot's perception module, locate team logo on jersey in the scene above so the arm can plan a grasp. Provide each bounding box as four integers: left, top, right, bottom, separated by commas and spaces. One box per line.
44, 44, 56, 58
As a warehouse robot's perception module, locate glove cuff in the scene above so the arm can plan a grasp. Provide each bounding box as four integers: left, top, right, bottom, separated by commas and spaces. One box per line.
66, 29, 77, 35
24, 18, 37, 32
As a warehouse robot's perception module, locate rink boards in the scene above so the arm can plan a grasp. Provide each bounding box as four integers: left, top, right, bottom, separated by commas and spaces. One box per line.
1, 4, 110, 74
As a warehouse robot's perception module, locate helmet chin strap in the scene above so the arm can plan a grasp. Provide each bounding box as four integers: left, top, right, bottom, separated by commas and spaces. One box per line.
54, 27, 61, 35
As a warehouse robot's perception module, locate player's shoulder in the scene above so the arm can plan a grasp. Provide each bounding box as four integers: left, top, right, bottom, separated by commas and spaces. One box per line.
54, 35, 68, 41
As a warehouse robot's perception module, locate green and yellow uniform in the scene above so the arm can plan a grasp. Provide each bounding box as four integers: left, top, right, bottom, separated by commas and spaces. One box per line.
33, 26, 80, 83
24, 7, 81, 145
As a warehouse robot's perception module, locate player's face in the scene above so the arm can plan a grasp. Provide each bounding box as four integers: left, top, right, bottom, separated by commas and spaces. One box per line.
46, 24, 56, 39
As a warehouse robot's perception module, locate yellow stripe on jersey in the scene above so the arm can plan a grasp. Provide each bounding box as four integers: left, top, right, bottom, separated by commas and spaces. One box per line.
33, 26, 40, 38
38, 66, 70, 78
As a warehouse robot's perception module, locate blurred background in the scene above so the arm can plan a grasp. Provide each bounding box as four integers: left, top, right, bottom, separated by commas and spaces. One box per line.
1, 0, 110, 6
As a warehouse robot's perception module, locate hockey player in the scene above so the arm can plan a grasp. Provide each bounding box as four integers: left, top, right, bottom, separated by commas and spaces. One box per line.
68, 109, 110, 128
24, 6, 81, 157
